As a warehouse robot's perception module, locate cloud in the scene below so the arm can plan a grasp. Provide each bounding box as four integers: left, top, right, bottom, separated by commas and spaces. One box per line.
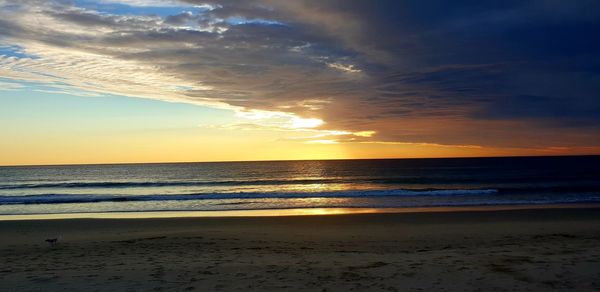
164, 11, 196, 25
0, 79, 24, 90
327, 62, 361, 73
0, 0, 599, 150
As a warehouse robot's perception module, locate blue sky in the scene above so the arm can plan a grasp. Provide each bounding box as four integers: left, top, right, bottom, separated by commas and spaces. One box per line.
1, 85, 234, 134
73, 0, 210, 17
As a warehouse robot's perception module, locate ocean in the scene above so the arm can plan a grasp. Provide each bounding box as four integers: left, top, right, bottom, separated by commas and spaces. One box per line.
0, 156, 599, 215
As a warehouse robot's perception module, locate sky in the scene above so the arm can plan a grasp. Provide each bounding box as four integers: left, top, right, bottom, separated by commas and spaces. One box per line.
0, 0, 599, 165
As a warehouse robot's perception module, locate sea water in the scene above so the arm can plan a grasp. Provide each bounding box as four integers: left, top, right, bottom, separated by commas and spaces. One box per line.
1, 156, 599, 215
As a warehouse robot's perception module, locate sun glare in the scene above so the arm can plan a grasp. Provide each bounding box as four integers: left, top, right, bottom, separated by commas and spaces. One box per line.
290, 117, 324, 129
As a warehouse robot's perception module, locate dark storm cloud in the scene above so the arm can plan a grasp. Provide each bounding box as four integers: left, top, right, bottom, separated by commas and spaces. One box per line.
164, 11, 195, 25
184, 0, 600, 127
51, 10, 121, 27
474, 95, 600, 126
1, 0, 599, 147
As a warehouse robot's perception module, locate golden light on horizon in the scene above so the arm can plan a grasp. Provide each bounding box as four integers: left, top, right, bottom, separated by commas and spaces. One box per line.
305, 139, 339, 144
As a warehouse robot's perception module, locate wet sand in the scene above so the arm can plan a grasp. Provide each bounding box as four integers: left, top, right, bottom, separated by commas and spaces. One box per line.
1, 207, 600, 291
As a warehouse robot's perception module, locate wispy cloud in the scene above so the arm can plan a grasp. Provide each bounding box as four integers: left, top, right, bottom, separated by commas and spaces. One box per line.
0, 79, 24, 90
327, 62, 361, 73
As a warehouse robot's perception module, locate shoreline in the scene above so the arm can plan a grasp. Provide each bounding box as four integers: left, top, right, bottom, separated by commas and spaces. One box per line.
1, 206, 600, 291
1, 202, 599, 221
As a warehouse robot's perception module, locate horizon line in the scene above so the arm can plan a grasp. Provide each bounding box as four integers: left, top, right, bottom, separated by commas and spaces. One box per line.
1, 154, 598, 168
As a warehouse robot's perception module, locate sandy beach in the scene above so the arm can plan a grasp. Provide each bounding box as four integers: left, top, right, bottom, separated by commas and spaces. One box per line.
1, 207, 600, 291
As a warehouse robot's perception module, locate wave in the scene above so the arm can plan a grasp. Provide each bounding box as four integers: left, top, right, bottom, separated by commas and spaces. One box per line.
0, 188, 499, 205
1, 176, 598, 190
0, 179, 358, 189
